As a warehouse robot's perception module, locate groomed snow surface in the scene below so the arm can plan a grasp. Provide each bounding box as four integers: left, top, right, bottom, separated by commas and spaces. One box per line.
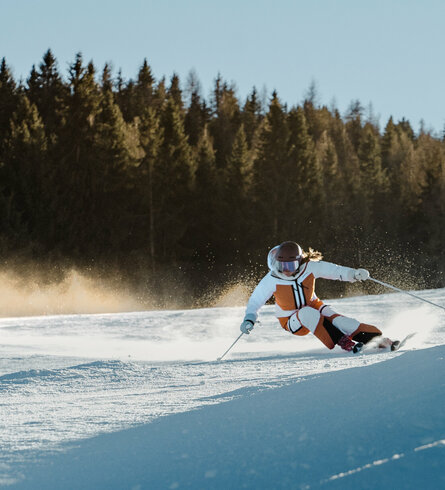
1, 289, 444, 489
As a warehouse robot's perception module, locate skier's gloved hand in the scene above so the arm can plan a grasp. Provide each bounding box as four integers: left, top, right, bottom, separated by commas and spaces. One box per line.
240, 313, 256, 335
354, 268, 370, 281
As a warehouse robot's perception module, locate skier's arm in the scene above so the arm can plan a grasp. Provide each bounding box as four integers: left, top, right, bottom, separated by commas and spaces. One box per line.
240, 274, 276, 334
310, 261, 369, 282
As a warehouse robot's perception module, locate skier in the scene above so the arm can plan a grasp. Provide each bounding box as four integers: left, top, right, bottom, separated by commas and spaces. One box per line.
240, 241, 394, 352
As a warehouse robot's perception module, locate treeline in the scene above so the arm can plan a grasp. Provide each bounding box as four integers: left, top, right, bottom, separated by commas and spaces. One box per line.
0, 50, 444, 303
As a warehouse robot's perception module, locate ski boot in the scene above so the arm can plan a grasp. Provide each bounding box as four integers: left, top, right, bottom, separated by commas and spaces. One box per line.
353, 341, 364, 353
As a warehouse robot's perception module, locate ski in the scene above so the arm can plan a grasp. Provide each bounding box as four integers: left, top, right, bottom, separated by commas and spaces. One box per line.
354, 333, 415, 354
391, 333, 416, 351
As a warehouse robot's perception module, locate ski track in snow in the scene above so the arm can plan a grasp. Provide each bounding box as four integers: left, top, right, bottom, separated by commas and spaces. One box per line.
326, 439, 445, 483
0, 288, 444, 487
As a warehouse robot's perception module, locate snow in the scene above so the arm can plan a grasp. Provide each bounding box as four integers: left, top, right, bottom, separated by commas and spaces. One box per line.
1, 288, 444, 488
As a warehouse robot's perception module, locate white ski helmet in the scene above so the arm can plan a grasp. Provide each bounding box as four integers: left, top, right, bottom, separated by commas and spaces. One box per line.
268, 241, 303, 280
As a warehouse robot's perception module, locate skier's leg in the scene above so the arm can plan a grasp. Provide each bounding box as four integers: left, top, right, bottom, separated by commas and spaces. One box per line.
350, 324, 383, 343
287, 307, 343, 349
321, 305, 382, 344
278, 316, 310, 335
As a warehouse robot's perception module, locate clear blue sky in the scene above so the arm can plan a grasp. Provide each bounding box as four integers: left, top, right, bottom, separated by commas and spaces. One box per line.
2, 0, 444, 134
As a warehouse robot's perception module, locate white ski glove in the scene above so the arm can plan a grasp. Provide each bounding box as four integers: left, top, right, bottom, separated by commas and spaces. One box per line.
240, 313, 256, 335
354, 268, 370, 281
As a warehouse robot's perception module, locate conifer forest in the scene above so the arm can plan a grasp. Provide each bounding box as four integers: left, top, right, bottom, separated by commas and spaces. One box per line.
0, 51, 444, 305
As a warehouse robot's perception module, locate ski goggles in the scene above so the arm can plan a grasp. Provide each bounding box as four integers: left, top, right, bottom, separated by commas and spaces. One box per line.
277, 260, 300, 274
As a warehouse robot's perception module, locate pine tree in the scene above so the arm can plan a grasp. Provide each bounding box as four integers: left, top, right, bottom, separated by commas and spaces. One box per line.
287, 106, 322, 242
316, 131, 342, 239
53, 53, 102, 254
184, 90, 208, 147
184, 69, 207, 148
302, 80, 326, 142
157, 96, 195, 260
222, 124, 253, 248
397, 118, 415, 141
358, 123, 388, 196
414, 137, 445, 282
184, 69, 201, 105
152, 77, 167, 114
101, 63, 114, 93
242, 87, 263, 150
117, 59, 155, 122
168, 73, 184, 113
252, 92, 289, 243
135, 59, 155, 111
226, 124, 252, 192
91, 87, 135, 251
0, 58, 19, 151
318, 133, 339, 185
327, 111, 365, 262
345, 99, 364, 151
26, 49, 68, 137
210, 73, 225, 115
186, 128, 220, 261
381, 117, 397, 170
115, 74, 134, 122
357, 123, 389, 235
136, 106, 164, 265
1, 93, 48, 246
381, 117, 418, 233
24, 50, 68, 250
209, 79, 241, 169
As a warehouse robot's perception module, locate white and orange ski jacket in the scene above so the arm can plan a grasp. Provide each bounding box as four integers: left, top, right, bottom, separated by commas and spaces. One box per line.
245, 260, 356, 323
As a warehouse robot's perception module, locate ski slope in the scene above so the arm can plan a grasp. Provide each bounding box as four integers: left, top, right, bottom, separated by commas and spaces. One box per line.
1, 288, 444, 488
